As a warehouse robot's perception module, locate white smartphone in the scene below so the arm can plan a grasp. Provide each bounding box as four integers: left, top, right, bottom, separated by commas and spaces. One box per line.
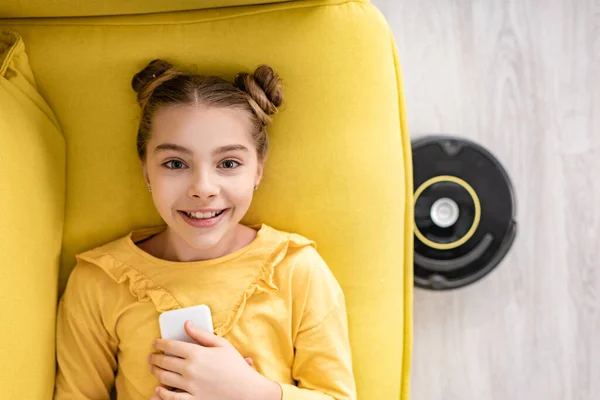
158, 304, 214, 355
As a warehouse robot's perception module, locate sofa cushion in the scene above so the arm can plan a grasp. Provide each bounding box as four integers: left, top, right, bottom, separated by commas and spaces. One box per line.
0, 29, 65, 400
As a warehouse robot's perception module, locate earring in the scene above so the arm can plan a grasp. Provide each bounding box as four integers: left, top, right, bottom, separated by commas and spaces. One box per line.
254, 185, 258, 191
148, 186, 152, 192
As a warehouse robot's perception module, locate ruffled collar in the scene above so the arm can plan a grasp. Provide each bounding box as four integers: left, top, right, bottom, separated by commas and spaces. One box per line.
75, 223, 315, 336
127, 223, 273, 267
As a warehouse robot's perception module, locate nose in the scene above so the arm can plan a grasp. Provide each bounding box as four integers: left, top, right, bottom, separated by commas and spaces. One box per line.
187, 169, 219, 199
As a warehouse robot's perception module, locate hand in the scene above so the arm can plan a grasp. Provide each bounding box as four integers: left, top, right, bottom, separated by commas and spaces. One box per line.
148, 321, 282, 400
150, 357, 254, 397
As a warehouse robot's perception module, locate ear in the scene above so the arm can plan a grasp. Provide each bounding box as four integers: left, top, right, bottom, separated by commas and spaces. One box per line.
142, 163, 150, 187
255, 158, 265, 188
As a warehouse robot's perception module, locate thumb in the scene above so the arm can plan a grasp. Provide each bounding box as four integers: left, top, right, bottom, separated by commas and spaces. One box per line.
184, 321, 224, 347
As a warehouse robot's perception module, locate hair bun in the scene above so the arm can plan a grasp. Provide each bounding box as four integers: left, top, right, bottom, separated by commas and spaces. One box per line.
131, 59, 182, 109
234, 64, 283, 126
131, 59, 174, 94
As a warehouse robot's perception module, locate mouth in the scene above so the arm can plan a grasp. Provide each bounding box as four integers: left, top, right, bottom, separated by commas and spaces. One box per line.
179, 209, 227, 220
177, 208, 229, 228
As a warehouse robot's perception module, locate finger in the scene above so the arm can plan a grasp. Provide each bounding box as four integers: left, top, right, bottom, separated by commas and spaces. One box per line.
150, 385, 171, 400
151, 386, 168, 400
244, 357, 254, 367
153, 338, 201, 359
155, 386, 194, 400
149, 364, 187, 392
149, 353, 187, 375
184, 321, 228, 348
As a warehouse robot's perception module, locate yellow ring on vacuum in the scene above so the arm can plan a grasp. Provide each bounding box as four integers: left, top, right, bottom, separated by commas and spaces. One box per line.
413, 175, 481, 250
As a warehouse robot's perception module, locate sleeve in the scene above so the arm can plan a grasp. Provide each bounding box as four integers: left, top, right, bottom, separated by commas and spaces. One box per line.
54, 260, 119, 400
279, 249, 357, 400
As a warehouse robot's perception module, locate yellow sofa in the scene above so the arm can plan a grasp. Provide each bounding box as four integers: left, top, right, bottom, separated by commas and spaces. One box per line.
0, 1, 413, 398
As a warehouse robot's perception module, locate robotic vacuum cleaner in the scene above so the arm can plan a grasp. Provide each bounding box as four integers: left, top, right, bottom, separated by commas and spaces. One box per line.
412, 136, 517, 290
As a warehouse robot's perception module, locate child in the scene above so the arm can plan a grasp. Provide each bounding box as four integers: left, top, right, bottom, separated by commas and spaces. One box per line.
54, 60, 356, 400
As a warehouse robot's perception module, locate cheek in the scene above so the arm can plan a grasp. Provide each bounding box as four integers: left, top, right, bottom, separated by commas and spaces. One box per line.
152, 191, 174, 217
150, 177, 181, 213
152, 168, 186, 190
224, 181, 254, 208
228, 188, 249, 201
222, 171, 254, 192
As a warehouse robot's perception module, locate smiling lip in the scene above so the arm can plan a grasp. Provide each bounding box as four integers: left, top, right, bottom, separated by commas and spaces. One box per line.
180, 208, 226, 213
178, 209, 229, 228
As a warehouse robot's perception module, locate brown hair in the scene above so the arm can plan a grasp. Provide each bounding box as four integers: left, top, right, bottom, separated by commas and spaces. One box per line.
131, 59, 283, 163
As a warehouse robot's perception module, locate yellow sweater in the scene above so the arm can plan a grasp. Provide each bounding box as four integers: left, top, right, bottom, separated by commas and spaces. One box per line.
54, 224, 356, 400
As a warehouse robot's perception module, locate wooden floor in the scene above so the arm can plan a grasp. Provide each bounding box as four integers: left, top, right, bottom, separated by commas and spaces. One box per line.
370, 0, 600, 398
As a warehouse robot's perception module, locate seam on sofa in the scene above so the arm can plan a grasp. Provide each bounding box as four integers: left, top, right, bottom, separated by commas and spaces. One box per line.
0, 0, 370, 27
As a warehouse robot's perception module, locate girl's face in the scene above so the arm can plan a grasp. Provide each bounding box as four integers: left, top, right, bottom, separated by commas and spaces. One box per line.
142, 105, 264, 255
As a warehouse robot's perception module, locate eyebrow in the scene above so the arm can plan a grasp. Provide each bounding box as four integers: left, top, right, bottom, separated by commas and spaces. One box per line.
153, 143, 249, 156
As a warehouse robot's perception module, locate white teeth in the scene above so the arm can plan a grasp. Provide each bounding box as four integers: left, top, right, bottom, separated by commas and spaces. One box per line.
186, 210, 222, 219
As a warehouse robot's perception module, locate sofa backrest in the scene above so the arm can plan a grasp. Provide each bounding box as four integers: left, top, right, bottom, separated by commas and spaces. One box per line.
0, 1, 413, 398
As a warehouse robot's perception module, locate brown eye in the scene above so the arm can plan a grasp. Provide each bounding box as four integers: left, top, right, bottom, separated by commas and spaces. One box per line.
163, 160, 186, 169
220, 160, 240, 169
